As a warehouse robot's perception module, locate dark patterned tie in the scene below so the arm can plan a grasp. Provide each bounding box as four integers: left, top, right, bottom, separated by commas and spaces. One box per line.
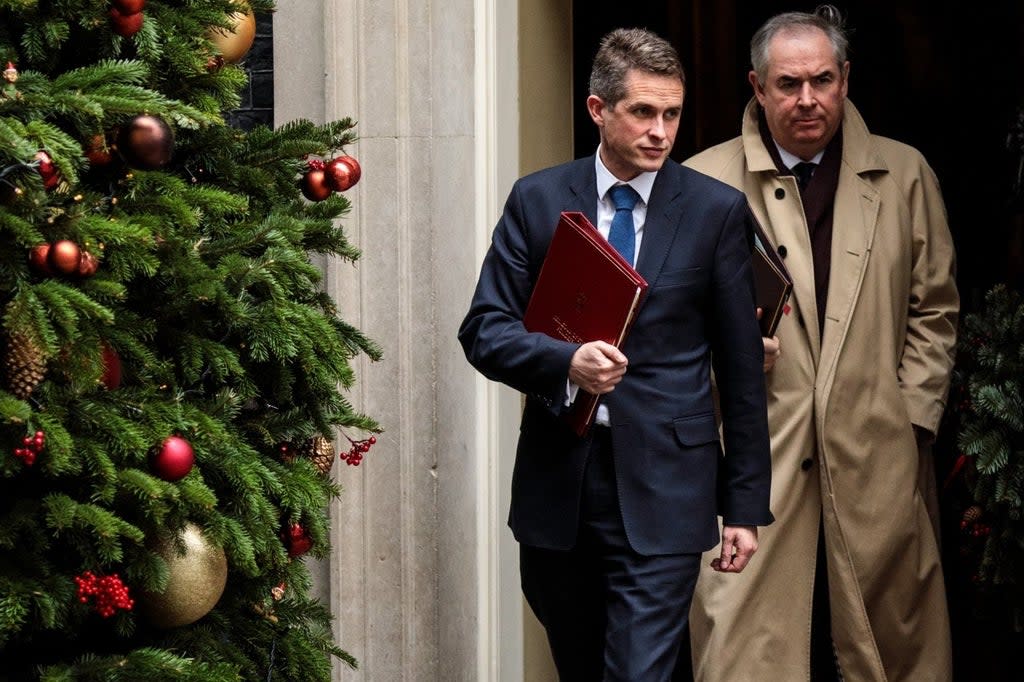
792, 162, 816, 191
608, 184, 640, 265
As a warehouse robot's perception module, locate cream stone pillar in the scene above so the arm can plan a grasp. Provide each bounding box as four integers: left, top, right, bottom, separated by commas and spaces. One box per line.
274, 0, 522, 679
275, 0, 575, 677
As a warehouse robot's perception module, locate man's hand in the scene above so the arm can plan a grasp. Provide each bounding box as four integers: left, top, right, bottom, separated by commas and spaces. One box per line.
763, 335, 780, 372
568, 341, 627, 395
756, 307, 781, 372
710, 525, 758, 573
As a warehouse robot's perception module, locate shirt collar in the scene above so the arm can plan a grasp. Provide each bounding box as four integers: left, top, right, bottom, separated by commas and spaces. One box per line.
775, 142, 824, 170
594, 146, 657, 205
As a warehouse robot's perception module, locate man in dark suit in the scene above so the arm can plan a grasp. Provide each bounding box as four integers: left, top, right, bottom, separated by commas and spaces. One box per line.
458, 28, 772, 681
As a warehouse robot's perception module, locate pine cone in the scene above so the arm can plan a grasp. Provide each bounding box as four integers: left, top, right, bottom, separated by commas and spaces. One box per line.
963, 505, 983, 523
4, 332, 46, 398
293, 436, 336, 475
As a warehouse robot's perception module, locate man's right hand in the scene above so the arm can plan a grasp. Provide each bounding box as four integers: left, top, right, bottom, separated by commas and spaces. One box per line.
755, 307, 781, 373
568, 341, 628, 395
763, 335, 780, 372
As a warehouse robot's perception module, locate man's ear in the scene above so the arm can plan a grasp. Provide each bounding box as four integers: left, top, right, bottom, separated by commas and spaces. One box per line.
586, 94, 606, 127
748, 71, 766, 104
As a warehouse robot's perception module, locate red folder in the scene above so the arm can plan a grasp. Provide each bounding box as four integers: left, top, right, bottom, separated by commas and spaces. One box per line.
523, 211, 648, 436
750, 218, 792, 337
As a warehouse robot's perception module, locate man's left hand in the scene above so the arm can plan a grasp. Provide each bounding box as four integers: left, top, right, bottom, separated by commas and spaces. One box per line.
710, 525, 759, 573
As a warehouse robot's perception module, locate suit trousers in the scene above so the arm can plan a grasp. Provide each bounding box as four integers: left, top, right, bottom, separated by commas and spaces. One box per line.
520, 426, 702, 681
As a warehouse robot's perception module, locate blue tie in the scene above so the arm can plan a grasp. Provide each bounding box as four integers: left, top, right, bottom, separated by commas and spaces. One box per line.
608, 184, 639, 265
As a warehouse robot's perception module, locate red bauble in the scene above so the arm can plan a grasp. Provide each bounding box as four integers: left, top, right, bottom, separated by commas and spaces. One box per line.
284, 523, 313, 558
300, 169, 333, 202
117, 115, 174, 170
112, 0, 146, 13
338, 155, 361, 185
77, 250, 99, 277
84, 134, 113, 167
150, 436, 195, 481
35, 151, 59, 190
323, 157, 354, 192
29, 243, 53, 275
100, 344, 122, 389
109, 7, 144, 37
48, 239, 81, 275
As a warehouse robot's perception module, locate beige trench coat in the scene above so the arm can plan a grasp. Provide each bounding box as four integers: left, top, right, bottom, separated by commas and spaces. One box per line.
684, 100, 958, 682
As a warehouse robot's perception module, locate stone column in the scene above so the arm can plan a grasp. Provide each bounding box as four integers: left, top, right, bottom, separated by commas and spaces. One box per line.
274, 0, 512, 679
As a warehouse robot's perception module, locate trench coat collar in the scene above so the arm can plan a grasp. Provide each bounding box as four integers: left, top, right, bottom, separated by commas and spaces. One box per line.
739, 98, 887, 369
740, 99, 888, 176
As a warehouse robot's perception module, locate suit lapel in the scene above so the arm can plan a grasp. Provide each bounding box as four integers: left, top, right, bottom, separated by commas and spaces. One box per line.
568, 157, 599, 226
634, 164, 684, 283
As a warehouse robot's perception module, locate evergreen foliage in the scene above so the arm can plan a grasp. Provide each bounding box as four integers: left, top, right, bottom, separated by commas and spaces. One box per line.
952, 285, 1024, 596
0, 1, 380, 679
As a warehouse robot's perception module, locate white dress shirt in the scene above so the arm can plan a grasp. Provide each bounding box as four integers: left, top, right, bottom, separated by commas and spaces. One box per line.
565, 149, 658, 426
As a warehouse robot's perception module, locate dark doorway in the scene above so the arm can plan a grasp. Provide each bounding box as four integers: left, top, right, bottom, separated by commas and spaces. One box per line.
573, 3, 1024, 680
573, 1, 1024, 299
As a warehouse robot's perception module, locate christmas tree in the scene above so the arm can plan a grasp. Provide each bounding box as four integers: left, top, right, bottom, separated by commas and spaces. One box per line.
0, 1, 381, 679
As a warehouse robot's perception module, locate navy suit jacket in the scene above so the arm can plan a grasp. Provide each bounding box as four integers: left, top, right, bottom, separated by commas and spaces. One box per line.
459, 156, 772, 555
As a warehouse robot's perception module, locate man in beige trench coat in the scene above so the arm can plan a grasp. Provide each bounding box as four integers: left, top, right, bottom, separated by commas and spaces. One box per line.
682, 6, 959, 681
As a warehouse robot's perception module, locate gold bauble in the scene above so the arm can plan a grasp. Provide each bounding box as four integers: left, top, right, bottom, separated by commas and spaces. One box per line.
141, 523, 228, 628
207, 8, 256, 64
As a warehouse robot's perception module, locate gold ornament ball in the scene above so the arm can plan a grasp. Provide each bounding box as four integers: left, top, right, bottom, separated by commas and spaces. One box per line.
141, 523, 228, 628
208, 9, 257, 64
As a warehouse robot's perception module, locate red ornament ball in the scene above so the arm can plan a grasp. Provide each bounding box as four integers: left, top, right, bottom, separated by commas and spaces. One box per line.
284, 522, 313, 558
112, 0, 146, 13
117, 115, 174, 170
150, 436, 195, 481
109, 6, 144, 37
324, 155, 361, 192
35, 150, 60, 190
339, 155, 361, 184
29, 243, 53, 275
84, 134, 113, 167
101, 344, 122, 390
300, 168, 333, 202
77, 250, 99, 278
48, 239, 81, 275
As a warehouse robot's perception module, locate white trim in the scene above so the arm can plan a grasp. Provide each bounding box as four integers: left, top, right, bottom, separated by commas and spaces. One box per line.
475, 0, 523, 679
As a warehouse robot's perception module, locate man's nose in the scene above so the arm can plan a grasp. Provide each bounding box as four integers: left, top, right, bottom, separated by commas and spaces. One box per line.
649, 116, 667, 139
797, 82, 815, 107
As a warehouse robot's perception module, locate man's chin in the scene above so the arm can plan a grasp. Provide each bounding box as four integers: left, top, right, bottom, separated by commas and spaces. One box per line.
636, 154, 668, 172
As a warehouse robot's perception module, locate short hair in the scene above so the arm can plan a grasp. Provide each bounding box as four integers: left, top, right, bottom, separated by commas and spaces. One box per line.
588, 28, 685, 107
750, 5, 849, 85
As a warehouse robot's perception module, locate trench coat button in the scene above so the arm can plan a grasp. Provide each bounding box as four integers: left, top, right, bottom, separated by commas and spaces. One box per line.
777, 245, 787, 258
801, 458, 813, 471
774, 187, 785, 200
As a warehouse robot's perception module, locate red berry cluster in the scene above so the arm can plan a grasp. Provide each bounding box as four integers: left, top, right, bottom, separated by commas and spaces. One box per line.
341, 435, 376, 466
13, 430, 44, 466
74, 571, 134, 617
960, 519, 992, 538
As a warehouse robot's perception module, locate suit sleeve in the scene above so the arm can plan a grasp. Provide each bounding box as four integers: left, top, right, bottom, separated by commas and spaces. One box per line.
710, 197, 774, 527
458, 182, 579, 411
898, 159, 959, 435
